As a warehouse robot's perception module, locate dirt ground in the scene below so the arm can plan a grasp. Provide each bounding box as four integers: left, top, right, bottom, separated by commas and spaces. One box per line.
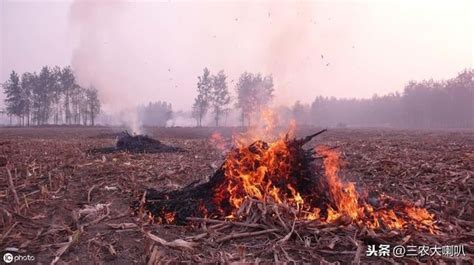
0, 126, 472, 264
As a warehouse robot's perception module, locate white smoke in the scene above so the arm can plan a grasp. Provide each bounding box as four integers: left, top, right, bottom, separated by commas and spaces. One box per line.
68, 0, 318, 129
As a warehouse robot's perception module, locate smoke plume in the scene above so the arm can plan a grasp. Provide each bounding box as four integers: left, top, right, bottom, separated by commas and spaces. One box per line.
68, 0, 321, 129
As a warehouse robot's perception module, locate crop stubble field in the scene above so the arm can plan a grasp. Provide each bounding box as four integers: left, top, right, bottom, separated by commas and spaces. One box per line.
0, 127, 472, 264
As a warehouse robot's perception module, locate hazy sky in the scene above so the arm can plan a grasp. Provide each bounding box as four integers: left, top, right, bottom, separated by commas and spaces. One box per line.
1, 0, 472, 111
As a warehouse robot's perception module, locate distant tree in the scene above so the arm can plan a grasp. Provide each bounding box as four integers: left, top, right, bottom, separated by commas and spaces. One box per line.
211, 70, 231, 126
310, 96, 328, 127
192, 68, 212, 126
71, 84, 86, 125
235, 72, 252, 126
60, 66, 75, 125
80, 98, 89, 125
30, 66, 56, 125
2, 71, 23, 124
446, 69, 473, 128
292, 100, 310, 125
222, 107, 232, 127
139, 101, 173, 126
86, 86, 101, 126
50, 66, 63, 124
20, 72, 36, 126
2, 65, 104, 126
235, 72, 274, 126
305, 69, 472, 129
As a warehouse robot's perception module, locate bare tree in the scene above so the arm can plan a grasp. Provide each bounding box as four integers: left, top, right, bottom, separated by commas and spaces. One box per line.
86, 86, 101, 126
71, 84, 85, 125
20, 72, 35, 126
192, 67, 212, 127
2, 71, 22, 125
31, 66, 54, 125
235, 72, 274, 126
60, 67, 75, 125
51, 66, 63, 125
211, 70, 231, 127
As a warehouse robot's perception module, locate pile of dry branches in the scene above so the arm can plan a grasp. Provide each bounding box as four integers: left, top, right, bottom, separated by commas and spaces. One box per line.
141, 196, 469, 264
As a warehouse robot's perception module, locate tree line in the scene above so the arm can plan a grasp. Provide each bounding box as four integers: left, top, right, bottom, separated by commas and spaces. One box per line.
192, 68, 274, 127
291, 69, 473, 129
3, 66, 471, 129
138, 101, 173, 127
2, 66, 101, 126
192, 68, 471, 129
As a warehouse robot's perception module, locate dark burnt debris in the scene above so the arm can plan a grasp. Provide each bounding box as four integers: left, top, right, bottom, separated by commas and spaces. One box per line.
91, 131, 182, 154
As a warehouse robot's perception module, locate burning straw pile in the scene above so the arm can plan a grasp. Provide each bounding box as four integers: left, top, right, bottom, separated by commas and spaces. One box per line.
133, 129, 448, 263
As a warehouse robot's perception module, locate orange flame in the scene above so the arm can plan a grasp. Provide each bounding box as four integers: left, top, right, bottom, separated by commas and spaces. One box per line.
209, 131, 226, 151
316, 147, 435, 232
211, 129, 436, 233
214, 137, 300, 213
144, 113, 436, 231
164, 212, 175, 224
317, 147, 362, 221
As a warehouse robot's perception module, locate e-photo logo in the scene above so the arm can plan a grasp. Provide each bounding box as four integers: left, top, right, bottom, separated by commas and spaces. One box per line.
3, 253, 14, 263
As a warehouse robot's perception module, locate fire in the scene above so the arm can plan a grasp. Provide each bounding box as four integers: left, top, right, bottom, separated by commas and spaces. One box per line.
164, 212, 175, 224
232, 108, 289, 146
261, 108, 278, 134
140, 117, 435, 233
211, 130, 436, 233
317, 147, 362, 220
214, 138, 298, 212
209, 132, 226, 151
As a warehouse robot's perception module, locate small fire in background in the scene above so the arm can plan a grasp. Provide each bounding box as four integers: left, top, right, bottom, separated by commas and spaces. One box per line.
209, 132, 227, 152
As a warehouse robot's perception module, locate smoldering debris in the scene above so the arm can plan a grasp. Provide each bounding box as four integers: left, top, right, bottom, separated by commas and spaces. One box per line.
90, 131, 183, 154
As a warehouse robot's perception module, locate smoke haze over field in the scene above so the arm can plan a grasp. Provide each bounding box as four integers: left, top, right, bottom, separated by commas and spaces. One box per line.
1, 0, 472, 123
